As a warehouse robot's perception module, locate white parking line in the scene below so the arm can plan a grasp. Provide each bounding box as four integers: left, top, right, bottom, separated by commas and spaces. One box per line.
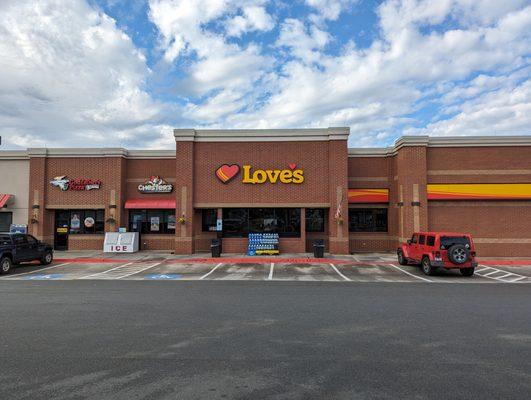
199, 263, 223, 280
329, 263, 351, 281
2, 262, 72, 278
268, 263, 274, 280
116, 262, 162, 279
78, 262, 134, 279
507, 276, 527, 282
387, 263, 433, 283
475, 265, 528, 283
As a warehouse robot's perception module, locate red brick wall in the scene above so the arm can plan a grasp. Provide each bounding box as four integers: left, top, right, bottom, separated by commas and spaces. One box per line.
426, 145, 531, 257
193, 141, 331, 204
348, 155, 396, 252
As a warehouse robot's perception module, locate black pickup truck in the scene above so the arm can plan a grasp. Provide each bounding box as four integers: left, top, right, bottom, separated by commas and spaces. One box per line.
0, 233, 54, 274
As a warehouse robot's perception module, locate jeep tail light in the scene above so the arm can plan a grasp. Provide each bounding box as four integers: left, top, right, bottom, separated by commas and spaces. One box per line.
434, 251, 442, 261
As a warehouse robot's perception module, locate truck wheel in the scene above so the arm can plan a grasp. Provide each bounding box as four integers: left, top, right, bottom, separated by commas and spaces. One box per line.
397, 251, 408, 266
421, 256, 435, 276
0, 257, 13, 275
41, 251, 53, 265
460, 267, 475, 277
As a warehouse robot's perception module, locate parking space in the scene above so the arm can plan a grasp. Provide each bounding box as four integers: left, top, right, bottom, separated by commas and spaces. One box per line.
2, 256, 531, 283
273, 263, 343, 281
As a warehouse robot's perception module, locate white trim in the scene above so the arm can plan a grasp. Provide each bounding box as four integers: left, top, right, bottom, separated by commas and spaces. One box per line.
0, 151, 29, 160
24, 148, 176, 159
349, 135, 531, 157
174, 127, 350, 142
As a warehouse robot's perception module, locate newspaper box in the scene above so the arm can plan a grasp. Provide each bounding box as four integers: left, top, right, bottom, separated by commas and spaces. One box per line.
103, 232, 139, 253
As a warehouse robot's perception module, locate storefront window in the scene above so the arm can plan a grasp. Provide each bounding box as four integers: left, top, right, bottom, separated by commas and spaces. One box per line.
222, 208, 300, 238
128, 210, 175, 234
348, 208, 388, 232
306, 208, 325, 232
55, 210, 105, 234
0, 212, 13, 232
202, 209, 217, 232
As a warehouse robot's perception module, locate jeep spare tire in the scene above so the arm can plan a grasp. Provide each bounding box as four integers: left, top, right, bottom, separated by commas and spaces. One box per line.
448, 244, 469, 264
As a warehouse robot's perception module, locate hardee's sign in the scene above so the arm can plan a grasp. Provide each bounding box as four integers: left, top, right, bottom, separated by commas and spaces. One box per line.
215, 163, 304, 184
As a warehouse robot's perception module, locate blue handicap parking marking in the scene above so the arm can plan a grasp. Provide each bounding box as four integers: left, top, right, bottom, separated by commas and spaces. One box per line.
144, 274, 182, 280
21, 274, 64, 280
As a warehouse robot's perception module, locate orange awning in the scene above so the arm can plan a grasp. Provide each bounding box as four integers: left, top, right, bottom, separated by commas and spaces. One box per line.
0, 194, 13, 208
124, 199, 176, 209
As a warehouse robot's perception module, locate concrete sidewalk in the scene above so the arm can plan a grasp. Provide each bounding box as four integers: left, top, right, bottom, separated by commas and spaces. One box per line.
52, 250, 395, 264
51, 250, 531, 266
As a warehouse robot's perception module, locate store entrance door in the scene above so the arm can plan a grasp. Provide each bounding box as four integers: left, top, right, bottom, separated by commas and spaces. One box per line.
54, 211, 70, 250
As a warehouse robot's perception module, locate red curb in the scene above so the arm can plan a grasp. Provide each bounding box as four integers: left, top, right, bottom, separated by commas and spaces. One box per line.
478, 260, 531, 266
55, 258, 135, 264
54, 257, 350, 264
52, 257, 531, 266
167, 257, 349, 264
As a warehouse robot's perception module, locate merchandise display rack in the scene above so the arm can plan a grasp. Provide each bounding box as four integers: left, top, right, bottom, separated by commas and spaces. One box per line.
247, 233, 280, 255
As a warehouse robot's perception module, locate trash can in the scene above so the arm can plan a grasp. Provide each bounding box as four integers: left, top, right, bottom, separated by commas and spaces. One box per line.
211, 238, 221, 258
313, 239, 325, 258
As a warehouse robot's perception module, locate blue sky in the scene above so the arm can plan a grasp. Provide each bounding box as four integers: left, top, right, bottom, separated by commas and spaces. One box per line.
0, 0, 530, 149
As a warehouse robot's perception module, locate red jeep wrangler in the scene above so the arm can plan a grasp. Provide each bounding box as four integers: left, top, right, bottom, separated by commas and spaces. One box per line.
397, 232, 478, 276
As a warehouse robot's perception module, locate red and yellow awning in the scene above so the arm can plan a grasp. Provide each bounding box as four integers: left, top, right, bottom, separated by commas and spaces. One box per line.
427, 184, 531, 201
348, 189, 389, 203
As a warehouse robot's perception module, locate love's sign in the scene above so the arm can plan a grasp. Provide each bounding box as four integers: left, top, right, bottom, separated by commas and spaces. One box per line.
215, 164, 304, 185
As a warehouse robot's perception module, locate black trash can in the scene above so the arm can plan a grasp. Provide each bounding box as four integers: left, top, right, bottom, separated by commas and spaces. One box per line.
313, 239, 325, 258
211, 239, 221, 258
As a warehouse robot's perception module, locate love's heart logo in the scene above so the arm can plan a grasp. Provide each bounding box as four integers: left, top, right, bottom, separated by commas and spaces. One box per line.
289, 163, 297, 170
216, 164, 240, 183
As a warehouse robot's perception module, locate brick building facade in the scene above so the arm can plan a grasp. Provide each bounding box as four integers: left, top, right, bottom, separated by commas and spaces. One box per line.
3, 128, 529, 256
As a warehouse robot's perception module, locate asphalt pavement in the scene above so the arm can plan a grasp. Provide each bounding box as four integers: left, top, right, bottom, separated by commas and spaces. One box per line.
1, 280, 530, 399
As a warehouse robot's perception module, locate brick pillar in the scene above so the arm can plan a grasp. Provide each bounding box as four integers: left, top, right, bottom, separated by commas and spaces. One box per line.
328, 139, 350, 254
300, 207, 306, 253
394, 142, 429, 243
28, 151, 52, 242
105, 157, 126, 232
174, 131, 195, 254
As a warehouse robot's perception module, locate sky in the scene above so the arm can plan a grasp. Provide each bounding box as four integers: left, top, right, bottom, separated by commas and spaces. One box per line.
0, 0, 530, 149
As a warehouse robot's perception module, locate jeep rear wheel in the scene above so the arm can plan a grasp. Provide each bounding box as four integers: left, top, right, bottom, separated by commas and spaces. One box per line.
421, 257, 435, 276
460, 267, 475, 277
397, 251, 408, 266
448, 244, 469, 264
0, 257, 13, 275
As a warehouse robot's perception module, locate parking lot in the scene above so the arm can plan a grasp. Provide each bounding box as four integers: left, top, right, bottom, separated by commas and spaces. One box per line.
2, 253, 531, 284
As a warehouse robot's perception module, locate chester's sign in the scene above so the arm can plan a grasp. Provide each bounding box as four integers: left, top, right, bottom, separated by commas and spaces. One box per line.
138, 176, 173, 193
215, 164, 304, 184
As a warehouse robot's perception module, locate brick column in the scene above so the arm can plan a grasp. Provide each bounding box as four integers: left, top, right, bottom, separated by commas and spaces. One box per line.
328, 138, 350, 254
174, 130, 195, 254
28, 150, 52, 242
394, 138, 429, 244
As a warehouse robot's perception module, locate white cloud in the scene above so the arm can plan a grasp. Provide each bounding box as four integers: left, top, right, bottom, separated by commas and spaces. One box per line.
305, 0, 358, 21
276, 19, 330, 63
1, 0, 530, 149
0, 0, 164, 148
148, 0, 273, 121
226, 6, 274, 37
216, 1, 531, 147
407, 79, 531, 137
